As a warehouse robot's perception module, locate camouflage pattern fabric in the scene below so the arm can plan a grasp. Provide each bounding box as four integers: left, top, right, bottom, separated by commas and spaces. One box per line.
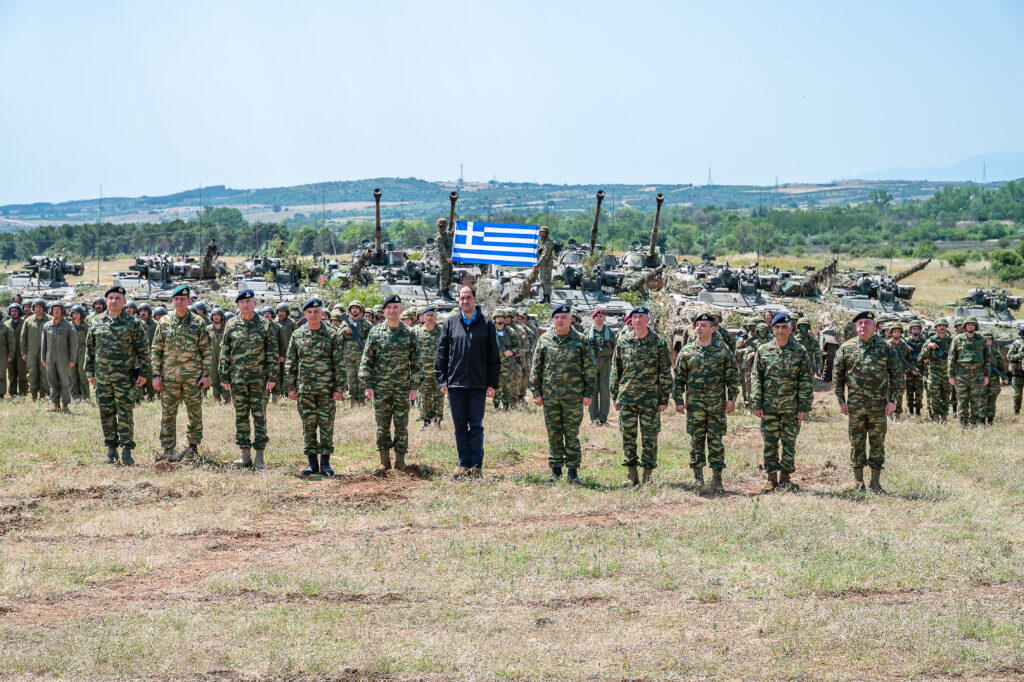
285, 324, 345, 457
610, 330, 671, 469
0, 320, 13, 398
536, 237, 555, 296
530, 327, 595, 469
672, 337, 740, 470
986, 345, 1006, 420
948, 333, 990, 426
339, 317, 372, 399
7, 318, 26, 395
751, 338, 813, 474
139, 317, 157, 401
273, 316, 296, 397
888, 337, 915, 418
437, 229, 454, 293
904, 335, 926, 415
41, 318, 77, 405
209, 324, 230, 402
795, 328, 823, 374
919, 334, 952, 420
151, 311, 213, 450
220, 314, 277, 448
832, 335, 901, 470
20, 313, 50, 394
359, 322, 421, 453
85, 311, 150, 448
298, 392, 335, 456
415, 324, 444, 422
1008, 338, 1024, 414
71, 318, 90, 400
495, 323, 521, 408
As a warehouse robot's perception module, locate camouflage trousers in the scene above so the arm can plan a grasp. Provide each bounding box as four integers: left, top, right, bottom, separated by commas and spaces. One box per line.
950, 383, 958, 414
271, 362, 285, 397
8, 357, 26, 396
45, 361, 73, 405
344, 356, 363, 400
589, 358, 612, 423
740, 367, 753, 410
418, 375, 444, 422
297, 392, 335, 456
26, 354, 45, 394
232, 383, 267, 449
159, 380, 203, 450
926, 374, 950, 420
846, 408, 887, 470
542, 397, 583, 469
1013, 376, 1024, 414
686, 404, 728, 470
986, 377, 1002, 420
904, 374, 924, 415
209, 363, 230, 403
495, 359, 519, 407
955, 374, 987, 426
374, 391, 410, 453
71, 359, 90, 400
619, 404, 660, 469
518, 352, 532, 400
96, 376, 137, 448
539, 265, 553, 296
760, 411, 802, 474
440, 260, 452, 292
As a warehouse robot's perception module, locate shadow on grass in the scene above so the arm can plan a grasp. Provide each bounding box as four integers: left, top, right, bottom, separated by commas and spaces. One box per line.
809, 485, 952, 503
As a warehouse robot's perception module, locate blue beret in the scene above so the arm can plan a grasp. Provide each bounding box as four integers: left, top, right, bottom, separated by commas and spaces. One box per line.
852, 311, 875, 323
171, 284, 191, 298
420, 304, 436, 313
383, 294, 402, 307
692, 312, 715, 323
302, 297, 323, 311
630, 305, 651, 316
235, 289, 254, 302
551, 304, 571, 316
105, 286, 126, 297
771, 313, 792, 326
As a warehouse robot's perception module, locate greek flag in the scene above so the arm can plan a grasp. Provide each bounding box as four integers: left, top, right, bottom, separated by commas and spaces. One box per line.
452, 221, 539, 267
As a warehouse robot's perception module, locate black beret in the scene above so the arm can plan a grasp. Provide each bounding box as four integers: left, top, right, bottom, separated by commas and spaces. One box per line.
630, 305, 651, 316
383, 294, 402, 307
302, 297, 323, 311
852, 311, 876, 323
692, 312, 715, 323
771, 313, 792, 326
105, 286, 127, 297
551, 304, 571, 316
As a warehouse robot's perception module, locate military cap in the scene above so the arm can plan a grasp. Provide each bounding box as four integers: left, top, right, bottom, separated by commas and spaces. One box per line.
330, 309, 344, 321
570, 307, 581, 320
551, 303, 571, 316
383, 294, 402, 307
188, 305, 197, 313
236, 289, 255, 302
70, 304, 87, 315
153, 306, 167, 316
210, 307, 224, 318
933, 317, 949, 327
171, 284, 191, 298
962, 316, 979, 328
756, 322, 770, 332
7, 302, 22, 312
194, 301, 208, 311
92, 296, 105, 306
592, 308, 605, 317
770, 312, 792, 327
373, 305, 383, 316
302, 297, 323, 311
908, 319, 924, 329
953, 317, 965, 327
348, 299, 365, 312
105, 286, 126, 298
888, 321, 904, 332
851, 310, 876, 323
125, 300, 138, 309
421, 304, 436, 313
400, 310, 414, 320
436, 218, 448, 228
693, 311, 715, 324
539, 225, 549, 233
32, 297, 46, 308
276, 302, 290, 312
631, 305, 651, 317
745, 317, 760, 326
138, 302, 152, 311
796, 319, 811, 328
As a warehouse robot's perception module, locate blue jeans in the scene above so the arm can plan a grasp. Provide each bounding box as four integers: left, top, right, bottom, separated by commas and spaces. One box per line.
447, 387, 486, 468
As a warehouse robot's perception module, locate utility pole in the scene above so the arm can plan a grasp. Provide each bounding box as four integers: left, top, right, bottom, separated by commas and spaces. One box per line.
96, 184, 102, 283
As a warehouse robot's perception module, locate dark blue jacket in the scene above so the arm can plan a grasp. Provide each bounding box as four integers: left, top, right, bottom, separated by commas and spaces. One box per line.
435, 306, 500, 390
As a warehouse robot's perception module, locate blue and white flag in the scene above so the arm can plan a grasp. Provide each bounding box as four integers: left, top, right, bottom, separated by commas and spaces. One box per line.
451, 221, 539, 267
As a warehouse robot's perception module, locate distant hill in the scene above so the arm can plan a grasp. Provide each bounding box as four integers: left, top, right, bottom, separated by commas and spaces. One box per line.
856, 152, 1024, 183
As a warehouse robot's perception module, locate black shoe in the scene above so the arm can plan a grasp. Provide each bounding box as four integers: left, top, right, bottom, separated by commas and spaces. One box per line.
319, 454, 335, 477
547, 467, 562, 483
121, 447, 134, 467
567, 469, 580, 485
301, 454, 320, 476
106, 446, 118, 465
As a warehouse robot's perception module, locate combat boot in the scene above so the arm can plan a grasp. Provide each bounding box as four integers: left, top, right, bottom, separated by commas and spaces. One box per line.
106, 446, 118, 465
470, 468, 483, 479
233, 447, 253, 468
641, 467, 653, 485
419, 421, 431, 431
253, 449, 265, 470
48, 401, 60, 412
852, 467, 866, 491
378, 449, 392, 471
121, 447, 134, 467
762, 471, 778, 493
30, 391, 38, 401
301, 454, 319, 476
548, 467, 563, 483
869, 468, 885, 494
319, 454, 334, 477
61, 404, 70, 413
349, 398, 356, 409
692, 467, 705, 486
453, 467, 471, 480
182, 444, 199, 461
779, 471, 799, 491
709, 469, 724, 493
393, 452, 406, 471
567, 469, 580, 485
166, 447, 184, 463
625, 465, 639, 487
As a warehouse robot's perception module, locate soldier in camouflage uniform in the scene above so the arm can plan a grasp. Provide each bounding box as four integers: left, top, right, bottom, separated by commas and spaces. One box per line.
588, 309, 617, 425
208, 307, 231, 404
738, 319, 767, 410
949, 317, 965, 414
261, 307, 285, 404
493, 308, 521, 410
794, 319, 823, 376
947, 316, 990, 427
673, 312, 741, 492
136, 302, 157, 401
359, 294, 421, 471
415, 304, 444, 428
0, 310, 12, 399
751, 313, 813, 492
983, 331, 1008, 424
530, 303, 595, 484
436, 218, 455, 300
20, 298, 51, 400
513, 309, 536, 403
151, 284, 213, 462
1008, 328, 1024, 416
918, 318, 953, 421
285, 298, 345, 476
610, 305, 672, 485
220, 290, 277, 469
339, 300, 372, 407
40, 301, 77, 412
534, 226, 555, 303
6, 303, 26, 396
904, 320, 926, 417
886, 322, 918, 420
274, 303, 295, 400
832, 310, 901, 492
85, 286, 150, 466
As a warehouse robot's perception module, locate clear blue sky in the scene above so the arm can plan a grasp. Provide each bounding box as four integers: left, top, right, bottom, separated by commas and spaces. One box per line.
1, 0, 1022, 204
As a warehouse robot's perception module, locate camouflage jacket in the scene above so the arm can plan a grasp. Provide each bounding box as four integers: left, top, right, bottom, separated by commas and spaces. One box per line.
795, 331, 823, 372
277, 316, 296, 357
359, 322, 421, 395
142, 318, 157, 346
680, 326, 736, 355
220, 314, 276, 385
588, 324, 618, 364
989, 344, 1007, 380
530, 327, 596, 401
905, 335, 926, 363
537, 238, 555, 269
751, 338, 813, 414
495, 324, 521, 368
284, 323, 344, 394
947, 333, 990, 379
610, 330, 672, 406
85, 311, 151, 380
20, 314, 51, 359
888, 337, 918, 375
832, 334, 902, 409
1008, 338, 1024, 375
415, 324, 442, 383
672, 337, 741, 408
918, 334, 952, 378
267, 320, 286, 360
41, 318, 78, 365
436, 230, 453, 259
338, 317, 372, 360
151, 310, 213, 383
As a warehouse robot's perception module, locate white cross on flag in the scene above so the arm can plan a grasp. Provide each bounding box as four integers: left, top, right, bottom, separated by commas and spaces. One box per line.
451, 221, 539, 267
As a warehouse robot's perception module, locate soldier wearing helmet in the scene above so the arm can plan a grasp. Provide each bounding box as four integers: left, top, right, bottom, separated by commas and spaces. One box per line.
69, 304, 90, 401
135, 303, 158, 402
0, 306, 12, 399
208, 307, 230, 404
124, 300, 138, 317
948, 316, 990, 427
20, 298, 51, 400
534, 226, 555, 303
41, 301, 77, 412
262, 306, 285, 403
273, 302, 295, 401
5, 302, 26, 396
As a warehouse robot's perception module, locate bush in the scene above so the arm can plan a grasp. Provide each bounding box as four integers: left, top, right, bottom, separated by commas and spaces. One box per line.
990, 250, 1024, 282
945, 252, 968, 269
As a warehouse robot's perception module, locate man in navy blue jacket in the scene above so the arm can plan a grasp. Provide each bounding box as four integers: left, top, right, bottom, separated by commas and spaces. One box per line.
435, 286, 500, 478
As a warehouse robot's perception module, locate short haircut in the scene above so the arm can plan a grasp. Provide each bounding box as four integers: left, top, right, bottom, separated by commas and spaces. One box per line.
460, 285, 477, 298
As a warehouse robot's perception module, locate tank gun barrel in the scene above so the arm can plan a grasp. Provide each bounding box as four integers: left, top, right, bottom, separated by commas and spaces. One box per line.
807, 258, 839, 287
648, 193, 665, 259
893, 258, 930, 281
589, 190, 605, 254
447, 191, 458, 236
373, 188, 383, 253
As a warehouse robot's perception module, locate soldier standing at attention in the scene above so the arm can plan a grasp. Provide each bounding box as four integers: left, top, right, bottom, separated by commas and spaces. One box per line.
492, 308, 521, 410
531, 303, 595, 484
208, 307, 230, 404
887, 322, 917, 420
260, 307, 285, 403
85, 286, 149, 466
514, 309, 537, 405
86, 296, 106, 324
285, 298, 344, 476
136, 303, 157, 401
221, 290, 277, 469
534, 226, 555, 304
751, 312, 813, 492
436, 218, 455, 300
832, 311, 900, 493
918, 318, 953, 421
948, 316, 989, 427
904, 320, 927, 417
672, 312, 740, 493
40, 301, 77, 412
69, 305, 90, 402
6, 303, 26, 396
0, 310, 13, 400
794, 318, 823, 376
588, 309, 617, 426
415, 305, 444, 428
20, 298, 51, 400
360, 294, 421, 471
983, 331, 1008, 424
1008, 327, 1024, 416
339, 300, 372, 407
610, 305, 672, 486
274, 303, 295, 401
151, 284, 212, 463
